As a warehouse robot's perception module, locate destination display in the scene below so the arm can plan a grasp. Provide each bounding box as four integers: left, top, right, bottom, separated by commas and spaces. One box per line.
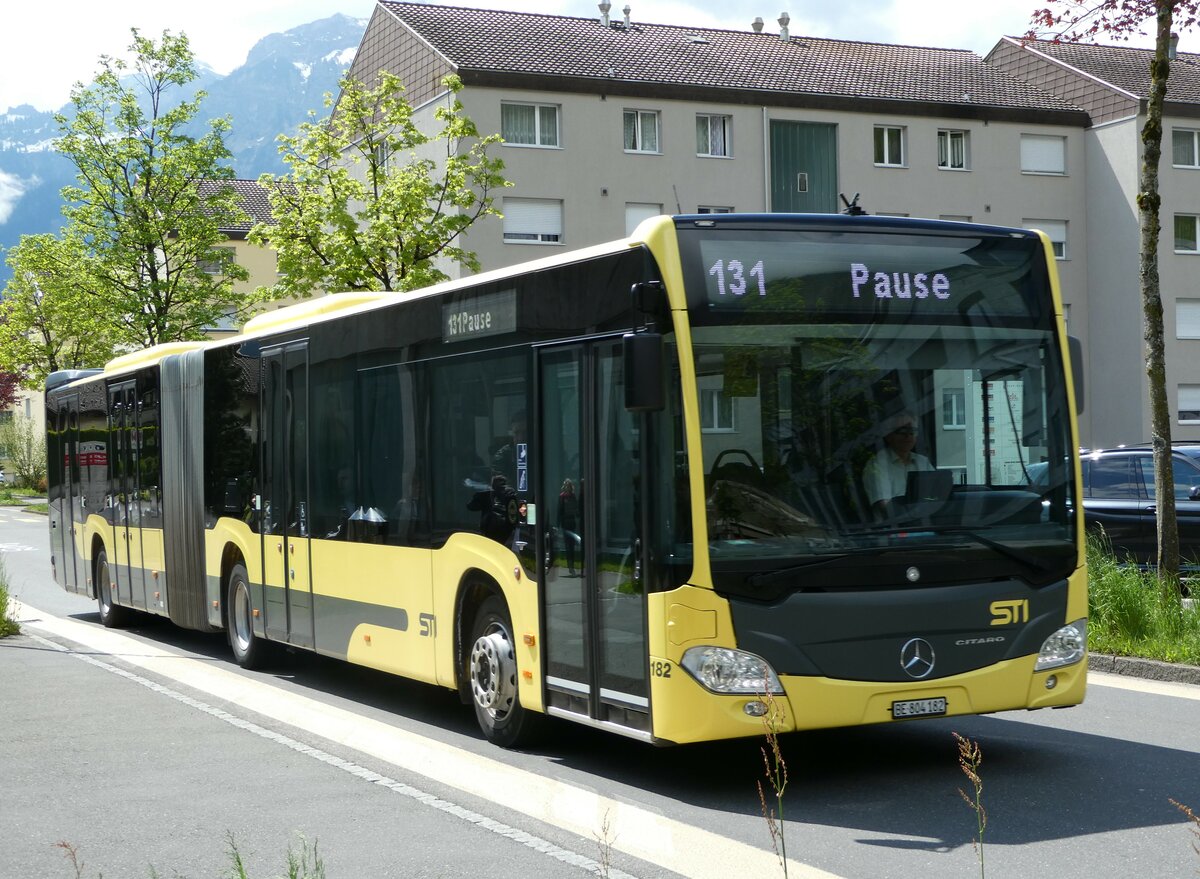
442, 288, 517, 342
693, 232, 1044, 321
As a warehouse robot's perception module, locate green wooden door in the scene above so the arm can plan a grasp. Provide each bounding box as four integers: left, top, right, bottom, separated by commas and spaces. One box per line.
770, 120, 838, 213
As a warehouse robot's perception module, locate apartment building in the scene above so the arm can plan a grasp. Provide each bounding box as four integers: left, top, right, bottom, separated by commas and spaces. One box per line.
989, 37, 1200, 446
196, 178, 282, 333
348, 3, 1099, 442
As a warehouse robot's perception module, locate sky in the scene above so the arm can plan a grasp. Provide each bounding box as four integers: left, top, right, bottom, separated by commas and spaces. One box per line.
0, 0, 1175, 114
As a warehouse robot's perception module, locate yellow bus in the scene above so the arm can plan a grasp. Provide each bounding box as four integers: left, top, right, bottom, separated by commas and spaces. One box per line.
46, 213, 1087, 746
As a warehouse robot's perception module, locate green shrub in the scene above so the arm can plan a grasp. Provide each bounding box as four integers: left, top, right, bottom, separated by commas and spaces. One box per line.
1087, 533, 1200, 664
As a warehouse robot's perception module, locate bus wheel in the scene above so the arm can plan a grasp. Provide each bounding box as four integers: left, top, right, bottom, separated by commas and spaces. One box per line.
95, 550, 131, 628
227, 563, 265, 669
467, 595, 540, 748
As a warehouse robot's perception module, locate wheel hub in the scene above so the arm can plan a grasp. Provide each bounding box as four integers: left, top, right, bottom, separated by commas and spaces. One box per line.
470, 628, 516, 717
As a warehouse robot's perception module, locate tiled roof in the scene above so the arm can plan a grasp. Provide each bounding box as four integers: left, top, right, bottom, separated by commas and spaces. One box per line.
1020, 38, 1200, 103
379, 2, 1082, 114
197, 178, 276, 231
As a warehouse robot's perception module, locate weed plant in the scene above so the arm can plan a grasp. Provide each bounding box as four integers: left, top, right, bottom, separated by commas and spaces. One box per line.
1087, 534, 1200, 664
56, 834, 325, 878
953, 733, 987, 878
1169, 799, 1200, 861
0, 558, 20, 637
756, 687, 790, 877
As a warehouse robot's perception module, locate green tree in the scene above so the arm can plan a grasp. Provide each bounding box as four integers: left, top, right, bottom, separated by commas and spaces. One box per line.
1030, 0, 1200, 584
50, 28, 257, 349
251, 73, 508, 297
0, 414, 47, 489
0, 233, 118, 385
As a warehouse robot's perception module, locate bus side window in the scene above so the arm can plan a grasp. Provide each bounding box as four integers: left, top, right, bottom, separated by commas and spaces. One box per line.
430, 351, 529, 541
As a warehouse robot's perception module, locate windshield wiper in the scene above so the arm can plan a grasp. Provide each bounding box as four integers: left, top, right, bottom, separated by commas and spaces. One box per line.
745, 554, 850, 587
925, 527, 1055, 577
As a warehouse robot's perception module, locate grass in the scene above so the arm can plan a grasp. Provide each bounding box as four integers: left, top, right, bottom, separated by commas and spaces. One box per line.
0, 484, 40, 505
1087, 534, 1200, 665
0, 557, 19, 637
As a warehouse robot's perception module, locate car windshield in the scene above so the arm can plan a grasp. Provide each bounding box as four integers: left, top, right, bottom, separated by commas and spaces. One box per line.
672, 223, 1077, 596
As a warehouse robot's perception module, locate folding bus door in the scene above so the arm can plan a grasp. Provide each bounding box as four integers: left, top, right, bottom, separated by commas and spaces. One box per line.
107, 381, 147, 609
537, 339, 650, 736
261, 342, 315, 648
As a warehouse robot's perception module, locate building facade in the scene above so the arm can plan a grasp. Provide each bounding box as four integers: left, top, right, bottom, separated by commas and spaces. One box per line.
988, 36, 1200, 447
344, 2, 1200, 449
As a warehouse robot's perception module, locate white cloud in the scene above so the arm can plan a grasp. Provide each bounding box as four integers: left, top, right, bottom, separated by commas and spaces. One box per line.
0, 170, 39, 225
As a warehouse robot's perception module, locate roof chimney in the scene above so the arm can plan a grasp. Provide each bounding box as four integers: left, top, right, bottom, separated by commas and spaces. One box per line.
778, 12, 790, 42
1170, 31, 1180, 60
752, 16, 764, 33
623, 4, 632, 28
598, 1, 611, 27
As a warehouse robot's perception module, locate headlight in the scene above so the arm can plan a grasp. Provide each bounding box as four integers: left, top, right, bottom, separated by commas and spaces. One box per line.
1035, 620, 1087, 671
680, 646, 784, 694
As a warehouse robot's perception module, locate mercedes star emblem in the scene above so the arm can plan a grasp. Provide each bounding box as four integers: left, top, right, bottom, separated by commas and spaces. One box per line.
900, 637, 936, 679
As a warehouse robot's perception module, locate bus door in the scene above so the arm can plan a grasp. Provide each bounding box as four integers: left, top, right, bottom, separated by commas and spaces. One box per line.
107, 381, 146, 609
57, 395, 86, 593
537, 340, 650, 735
261, 342, 314, 649
48, 399, 69, 589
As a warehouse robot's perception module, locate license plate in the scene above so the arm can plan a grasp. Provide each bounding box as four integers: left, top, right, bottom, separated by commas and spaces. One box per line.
892, 697, 947, 719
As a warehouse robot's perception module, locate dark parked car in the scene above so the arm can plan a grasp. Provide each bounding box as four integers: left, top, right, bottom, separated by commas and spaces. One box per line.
1077, 444, 1200, 569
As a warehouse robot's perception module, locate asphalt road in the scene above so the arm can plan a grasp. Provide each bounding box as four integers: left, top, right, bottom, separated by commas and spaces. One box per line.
4, 505, 1200, 879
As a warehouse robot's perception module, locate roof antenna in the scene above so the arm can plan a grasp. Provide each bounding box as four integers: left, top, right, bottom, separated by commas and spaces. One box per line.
672, 184, 682, 214
840, 192, 867, 215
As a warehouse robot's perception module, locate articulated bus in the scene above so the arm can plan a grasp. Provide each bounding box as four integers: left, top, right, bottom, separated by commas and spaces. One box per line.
46, 214, 1087, 747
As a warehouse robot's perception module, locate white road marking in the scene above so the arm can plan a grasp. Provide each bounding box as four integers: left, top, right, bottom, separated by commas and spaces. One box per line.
1087, 670, 1200, 701
18, 603, 844, 879
0, 542, 36, 552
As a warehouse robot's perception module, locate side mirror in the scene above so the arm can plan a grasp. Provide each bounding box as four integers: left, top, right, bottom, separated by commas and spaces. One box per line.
1068, 335, 1085, 415
1189, 486, 1200, 502
623, 332, 664, 412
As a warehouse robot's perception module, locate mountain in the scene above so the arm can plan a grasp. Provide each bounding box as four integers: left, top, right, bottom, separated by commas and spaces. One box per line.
0, 13, 367, 284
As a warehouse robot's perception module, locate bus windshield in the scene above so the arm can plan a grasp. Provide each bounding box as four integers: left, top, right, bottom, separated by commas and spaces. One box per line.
675, 222, 1076, 597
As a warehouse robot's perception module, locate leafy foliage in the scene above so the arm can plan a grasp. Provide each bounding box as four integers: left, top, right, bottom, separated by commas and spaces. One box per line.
0, 414, 46, 489
252, 72, 509, 297
0, 370, 20, 409
0, 29, 272, 385
1030, 0, 1199, 39
53, 29, 262, 346
0, 233, 117, 385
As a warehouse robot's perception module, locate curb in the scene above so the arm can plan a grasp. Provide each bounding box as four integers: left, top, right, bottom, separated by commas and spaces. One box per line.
1091, 653, 1200, 686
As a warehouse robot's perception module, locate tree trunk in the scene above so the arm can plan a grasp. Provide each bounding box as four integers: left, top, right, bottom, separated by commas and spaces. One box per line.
1141, 0, 1182, 587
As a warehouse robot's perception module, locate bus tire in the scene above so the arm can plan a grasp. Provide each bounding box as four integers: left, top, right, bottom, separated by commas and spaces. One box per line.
95, 549, 131, 628
227, 563, 266, 669
467, 594, 541, 748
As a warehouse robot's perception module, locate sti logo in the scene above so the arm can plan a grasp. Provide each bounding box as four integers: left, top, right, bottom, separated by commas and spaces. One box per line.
990, 599, 1030, 626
